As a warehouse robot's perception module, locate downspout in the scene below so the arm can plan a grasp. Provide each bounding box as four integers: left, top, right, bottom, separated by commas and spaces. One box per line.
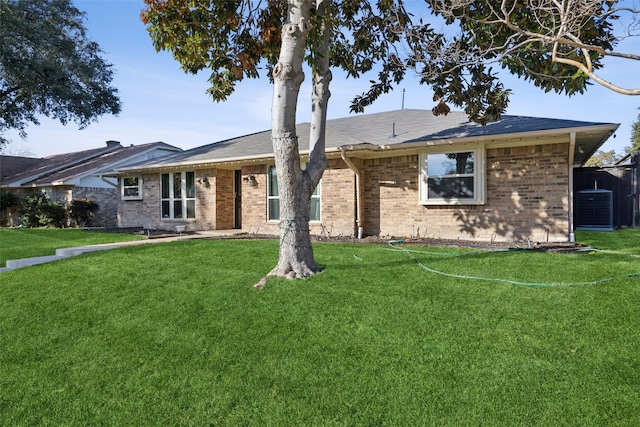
568, 132, 576, 242
340, 146, 363, 239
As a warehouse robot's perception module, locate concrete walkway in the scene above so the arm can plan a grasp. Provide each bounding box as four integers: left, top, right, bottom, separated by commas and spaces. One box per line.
0, 230, 245, 273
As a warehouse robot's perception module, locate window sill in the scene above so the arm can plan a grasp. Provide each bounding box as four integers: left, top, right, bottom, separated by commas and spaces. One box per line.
420, 199, 485, 206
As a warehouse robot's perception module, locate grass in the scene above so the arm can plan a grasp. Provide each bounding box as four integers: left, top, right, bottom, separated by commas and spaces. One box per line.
577, 228, 640, 255
0, 228, 145, 267
0, 230, 639, 425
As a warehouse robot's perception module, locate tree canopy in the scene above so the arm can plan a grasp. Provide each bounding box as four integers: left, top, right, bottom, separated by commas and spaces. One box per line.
420, 0, 639, 120
584, 149, 621, 166
0, 0, 121, 145
141, 0, 443, 115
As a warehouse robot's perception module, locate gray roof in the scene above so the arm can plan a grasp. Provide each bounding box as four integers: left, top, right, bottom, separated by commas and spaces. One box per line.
0, 156, 45, 185
2, 145, 118, 187
2, 142, 181, 187
116, 109, 618, 172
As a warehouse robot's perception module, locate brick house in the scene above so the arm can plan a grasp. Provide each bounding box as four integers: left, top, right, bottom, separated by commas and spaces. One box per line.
113, 109, 618, 243
1, 141, 181, 227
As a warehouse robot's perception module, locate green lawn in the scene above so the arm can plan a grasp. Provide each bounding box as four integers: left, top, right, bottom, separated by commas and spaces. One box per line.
577, 228, 640, 255
0, 228, 145, 267
0, 230, 639, 425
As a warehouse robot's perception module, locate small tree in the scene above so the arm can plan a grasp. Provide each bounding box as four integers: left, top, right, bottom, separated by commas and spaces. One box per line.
0, 0, 121, 145
68, 198, 99, 228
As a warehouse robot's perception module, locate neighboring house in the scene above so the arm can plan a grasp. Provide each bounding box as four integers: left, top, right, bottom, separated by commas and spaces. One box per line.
1, 141, 182, 226
113, 109, 618, 243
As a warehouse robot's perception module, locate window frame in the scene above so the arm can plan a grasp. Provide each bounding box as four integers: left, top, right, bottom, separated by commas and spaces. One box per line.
419, 147, 486, 205
267, 164, 322, 222
121, 176, 143, 200
160, 171, 196, 220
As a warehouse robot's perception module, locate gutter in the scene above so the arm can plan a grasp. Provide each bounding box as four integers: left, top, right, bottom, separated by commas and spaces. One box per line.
111, 154, 278, 175
568, 132, 576, 242
340, 146, 364, 239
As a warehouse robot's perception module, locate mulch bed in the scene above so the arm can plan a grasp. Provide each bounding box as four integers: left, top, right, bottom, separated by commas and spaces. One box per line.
92, 227, 592, 253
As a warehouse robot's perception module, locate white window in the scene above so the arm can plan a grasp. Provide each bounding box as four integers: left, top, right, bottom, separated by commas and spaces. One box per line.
267, 165, 321, 221
419, 148, 485, 205
161, 172, 196, 219
121, 176, 142, 200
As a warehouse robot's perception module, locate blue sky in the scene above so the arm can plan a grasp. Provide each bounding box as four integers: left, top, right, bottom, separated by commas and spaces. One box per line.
4, 0, 640, 157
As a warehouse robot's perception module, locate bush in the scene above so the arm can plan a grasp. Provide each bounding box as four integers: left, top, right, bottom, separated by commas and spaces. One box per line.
0, 190, 21, 226
40, 202, 67, 228
68, 198, 99, 227
0, 189, 21, 211
19, 192, 67, 228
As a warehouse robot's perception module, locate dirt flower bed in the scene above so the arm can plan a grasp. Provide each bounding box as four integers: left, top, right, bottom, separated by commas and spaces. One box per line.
95, 228, 590, 253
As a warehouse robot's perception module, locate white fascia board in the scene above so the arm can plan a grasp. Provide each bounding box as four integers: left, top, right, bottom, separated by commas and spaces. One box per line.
111, 153, 278, 175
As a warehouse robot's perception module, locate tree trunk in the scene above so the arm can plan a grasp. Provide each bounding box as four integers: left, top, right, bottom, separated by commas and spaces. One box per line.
255, 0, 330, 288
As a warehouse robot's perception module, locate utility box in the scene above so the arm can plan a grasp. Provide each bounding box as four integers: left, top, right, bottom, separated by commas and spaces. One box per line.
575, 189, 614, 231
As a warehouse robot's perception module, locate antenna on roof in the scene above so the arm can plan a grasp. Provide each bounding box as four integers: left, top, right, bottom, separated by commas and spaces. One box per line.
402, 88, 405, 110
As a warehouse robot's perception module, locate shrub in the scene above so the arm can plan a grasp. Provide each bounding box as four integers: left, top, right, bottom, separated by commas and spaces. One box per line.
0, 189, 21, 210
40, 202, 67, 228
68, 198, 99, 227
19, 192, 48, 227
0, 190, 21, 226
19, 192, 67, 228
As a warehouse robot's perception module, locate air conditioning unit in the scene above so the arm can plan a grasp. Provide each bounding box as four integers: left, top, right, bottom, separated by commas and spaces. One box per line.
576, 189, 614, 231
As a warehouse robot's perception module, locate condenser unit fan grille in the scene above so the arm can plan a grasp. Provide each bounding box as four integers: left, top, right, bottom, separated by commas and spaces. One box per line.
576, 190, 613, 231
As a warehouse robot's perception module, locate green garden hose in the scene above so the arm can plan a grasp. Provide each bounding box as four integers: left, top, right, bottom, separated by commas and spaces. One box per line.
353, 241, 639, 287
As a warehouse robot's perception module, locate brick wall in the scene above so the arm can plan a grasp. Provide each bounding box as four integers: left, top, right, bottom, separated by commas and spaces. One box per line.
214, 169, 234, 229
314, 159, 357, 237
239, 160, 357, 237
118, 173, 158, 229
361, 143, 570, 242
485, 143, 569, 242
362, 155, 421, 238
196, 169, 217, 230
241, 164, 272, 234
115, 142, 570, 243
119, 170, 220, 232
73, 187, 119, 227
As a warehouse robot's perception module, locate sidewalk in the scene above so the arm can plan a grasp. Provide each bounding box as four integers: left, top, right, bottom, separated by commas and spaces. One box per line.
0, 230, 245, 273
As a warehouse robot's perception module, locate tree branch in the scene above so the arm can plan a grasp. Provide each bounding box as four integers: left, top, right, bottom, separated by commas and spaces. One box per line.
424, 0, 640, 96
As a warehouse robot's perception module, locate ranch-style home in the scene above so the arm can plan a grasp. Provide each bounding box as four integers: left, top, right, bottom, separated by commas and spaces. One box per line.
112, 109, 618, 243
